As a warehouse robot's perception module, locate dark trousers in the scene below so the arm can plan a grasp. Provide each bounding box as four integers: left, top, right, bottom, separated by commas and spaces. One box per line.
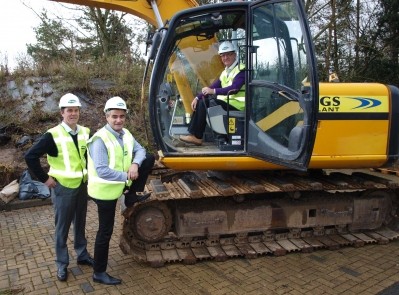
93, 153, 155, 272
125, 153, 155, 205
188, 98, 238, 139
92, 198, 117, 273
52, 181, 89, 270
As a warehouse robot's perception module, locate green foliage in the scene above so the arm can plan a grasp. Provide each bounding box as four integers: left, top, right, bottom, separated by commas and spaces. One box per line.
27, 10, 75, 65
54, 62, 93, 92
307, 0, 399, 85
27, 7, 147, 73
22, 46, 145, 95
77, 8, 133, 59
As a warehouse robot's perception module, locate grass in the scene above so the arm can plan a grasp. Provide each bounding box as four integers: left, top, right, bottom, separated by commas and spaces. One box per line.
2, 51, 153, 151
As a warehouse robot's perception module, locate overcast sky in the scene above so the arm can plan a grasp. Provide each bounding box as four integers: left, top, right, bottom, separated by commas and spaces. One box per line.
0, 0, 76, 70
0, 0, 148, 71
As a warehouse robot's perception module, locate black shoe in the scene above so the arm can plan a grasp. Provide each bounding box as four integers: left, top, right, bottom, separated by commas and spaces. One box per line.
125, 192, 151, 207
57, 268, 68, 282
93, 272, 122, 285
77, 256, 94, 267
136, 192, 151, 202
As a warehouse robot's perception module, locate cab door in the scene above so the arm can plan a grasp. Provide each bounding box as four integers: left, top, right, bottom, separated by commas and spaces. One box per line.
246, 0, 318, 170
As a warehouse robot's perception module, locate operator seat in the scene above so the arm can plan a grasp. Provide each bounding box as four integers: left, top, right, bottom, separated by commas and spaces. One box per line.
206, 104, 245, 151
206, 105, 244, 135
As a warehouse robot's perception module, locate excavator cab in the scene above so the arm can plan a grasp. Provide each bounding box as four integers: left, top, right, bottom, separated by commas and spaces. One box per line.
148, 0, 318, 171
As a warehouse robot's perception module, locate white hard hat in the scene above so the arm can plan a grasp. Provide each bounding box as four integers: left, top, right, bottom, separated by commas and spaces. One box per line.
59, 93, 82, 108
104, 96, 128, 113
218, 41, 236, 54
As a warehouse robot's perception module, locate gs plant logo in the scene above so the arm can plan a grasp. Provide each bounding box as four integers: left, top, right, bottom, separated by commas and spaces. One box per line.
319, 96, 386, 113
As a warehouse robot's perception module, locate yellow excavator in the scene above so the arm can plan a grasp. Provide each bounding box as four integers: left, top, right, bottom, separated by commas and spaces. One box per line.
54, 0, 399, 267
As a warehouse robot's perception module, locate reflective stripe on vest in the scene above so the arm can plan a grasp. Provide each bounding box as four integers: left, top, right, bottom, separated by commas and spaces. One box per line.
217, 64, 246, 111
87, 127, 134, 200
47, 125, 89, 188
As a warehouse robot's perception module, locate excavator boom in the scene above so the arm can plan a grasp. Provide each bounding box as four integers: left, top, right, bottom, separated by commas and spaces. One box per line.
51, 0, 197, 27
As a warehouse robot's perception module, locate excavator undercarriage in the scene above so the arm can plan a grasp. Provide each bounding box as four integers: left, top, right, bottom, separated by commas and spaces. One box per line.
120, 169, 399, 267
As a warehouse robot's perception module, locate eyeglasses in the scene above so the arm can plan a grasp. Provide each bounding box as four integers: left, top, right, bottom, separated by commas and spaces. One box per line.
219, 52, 235, 58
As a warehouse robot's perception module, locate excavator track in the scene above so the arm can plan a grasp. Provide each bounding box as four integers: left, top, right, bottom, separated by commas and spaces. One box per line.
119, 169, 399, 267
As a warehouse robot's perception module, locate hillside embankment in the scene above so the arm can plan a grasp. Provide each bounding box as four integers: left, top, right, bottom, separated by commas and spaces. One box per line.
0, 76, 127, 193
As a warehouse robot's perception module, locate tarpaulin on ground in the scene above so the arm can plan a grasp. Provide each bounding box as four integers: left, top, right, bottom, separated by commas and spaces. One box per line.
19, 170, 50, 200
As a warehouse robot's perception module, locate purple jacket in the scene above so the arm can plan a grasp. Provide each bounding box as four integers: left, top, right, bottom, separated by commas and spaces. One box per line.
196, 70, 245, 100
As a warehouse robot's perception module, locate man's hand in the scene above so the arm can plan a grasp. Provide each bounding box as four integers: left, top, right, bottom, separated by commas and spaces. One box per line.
127, 163, 139, 180
191, 98, 198, 111
202, 87, 215, 96
45, 176, 57, 188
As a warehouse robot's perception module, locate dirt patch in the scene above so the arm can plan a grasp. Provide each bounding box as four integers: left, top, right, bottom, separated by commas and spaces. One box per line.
0, 104, 103, 189
0, 147, 27, 187
0, 80, 149, 190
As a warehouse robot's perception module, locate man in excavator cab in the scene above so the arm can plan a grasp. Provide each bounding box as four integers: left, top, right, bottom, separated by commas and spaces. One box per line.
179, 41, 245, 146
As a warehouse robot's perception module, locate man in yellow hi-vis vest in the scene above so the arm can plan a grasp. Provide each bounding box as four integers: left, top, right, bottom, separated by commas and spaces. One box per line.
25, 93, 93, 282
87, 96, 155, 285
180, 41, 245, 146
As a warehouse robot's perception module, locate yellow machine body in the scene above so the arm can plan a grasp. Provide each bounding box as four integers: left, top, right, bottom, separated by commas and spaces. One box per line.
48, 0, 399, 267
52, 0, 198, 27
160, 82, 393, 170
52, 0, 396, 172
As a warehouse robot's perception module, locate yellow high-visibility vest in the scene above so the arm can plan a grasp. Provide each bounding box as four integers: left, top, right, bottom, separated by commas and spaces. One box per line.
47, 125, 90, 188
87, 127, 134, 200
217, 64, 245, 111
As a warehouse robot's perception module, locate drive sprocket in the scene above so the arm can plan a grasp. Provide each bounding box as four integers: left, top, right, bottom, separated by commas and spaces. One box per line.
126, 201, 172, 243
